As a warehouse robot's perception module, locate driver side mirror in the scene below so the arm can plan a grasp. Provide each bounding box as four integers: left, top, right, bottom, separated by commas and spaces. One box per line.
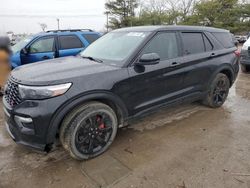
248, 46, 250, 51
20, 48, 29, 55
137, 53, 160, 66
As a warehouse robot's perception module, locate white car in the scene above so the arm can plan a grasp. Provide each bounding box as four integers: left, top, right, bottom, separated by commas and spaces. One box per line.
240, 38, 250, 72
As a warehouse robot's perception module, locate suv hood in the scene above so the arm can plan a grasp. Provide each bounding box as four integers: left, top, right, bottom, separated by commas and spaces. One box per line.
11, 56, 119, 85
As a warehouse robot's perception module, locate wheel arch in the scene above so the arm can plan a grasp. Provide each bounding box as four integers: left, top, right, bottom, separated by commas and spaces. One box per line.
219, 68, 234, 86
46, 91, 129, 144
209, 65, 235, 88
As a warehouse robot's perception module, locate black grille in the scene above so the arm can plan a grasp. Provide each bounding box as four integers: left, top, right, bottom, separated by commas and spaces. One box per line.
4, 79, 22, 107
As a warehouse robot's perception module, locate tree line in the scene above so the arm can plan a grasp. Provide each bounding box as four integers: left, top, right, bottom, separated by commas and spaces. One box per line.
105, 0, 250, 33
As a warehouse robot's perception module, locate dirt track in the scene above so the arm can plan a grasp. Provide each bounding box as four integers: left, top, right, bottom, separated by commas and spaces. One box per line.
1, 72, 250, 188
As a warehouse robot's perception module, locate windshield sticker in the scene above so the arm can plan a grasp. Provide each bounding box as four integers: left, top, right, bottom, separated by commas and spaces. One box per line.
127, 32, 146, 38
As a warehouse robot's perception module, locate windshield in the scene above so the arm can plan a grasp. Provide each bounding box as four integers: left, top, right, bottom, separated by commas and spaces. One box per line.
12, 36, 33, 53
80, 31, 150, 66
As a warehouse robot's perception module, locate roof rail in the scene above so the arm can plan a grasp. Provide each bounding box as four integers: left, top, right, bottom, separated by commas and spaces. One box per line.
46, 29, 94, 33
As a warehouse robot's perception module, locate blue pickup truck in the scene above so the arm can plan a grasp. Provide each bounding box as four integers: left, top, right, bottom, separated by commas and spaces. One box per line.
10, 29, 101, 68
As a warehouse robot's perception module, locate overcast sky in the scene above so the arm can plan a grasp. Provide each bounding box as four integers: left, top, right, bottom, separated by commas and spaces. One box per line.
0, 0, 106, 34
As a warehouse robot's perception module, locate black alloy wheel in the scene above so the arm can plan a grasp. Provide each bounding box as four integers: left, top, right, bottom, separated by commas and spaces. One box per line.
60, 102, 118, 160
212, 79, 228, 106
203, 73, 230, 108
74, 113, 113, 155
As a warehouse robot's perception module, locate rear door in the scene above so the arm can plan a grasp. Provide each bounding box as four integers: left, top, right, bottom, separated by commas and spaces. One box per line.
58, 35, 85, 57
179, 31, 215, 95
21, 35, 56, 64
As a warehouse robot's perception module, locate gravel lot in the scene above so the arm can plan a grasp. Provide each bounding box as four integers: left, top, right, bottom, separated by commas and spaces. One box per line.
0, 71, 250, 188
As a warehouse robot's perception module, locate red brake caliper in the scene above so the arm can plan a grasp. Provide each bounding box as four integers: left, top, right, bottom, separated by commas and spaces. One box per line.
97, 115, 105, 129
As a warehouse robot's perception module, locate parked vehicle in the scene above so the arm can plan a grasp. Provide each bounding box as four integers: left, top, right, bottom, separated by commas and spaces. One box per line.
231, 34, 239, 46
3, 26, 239, 160
240, 37, 250, 72
10, 29, 101, 68
6, 31, 15, 45
235, 35, 247, 43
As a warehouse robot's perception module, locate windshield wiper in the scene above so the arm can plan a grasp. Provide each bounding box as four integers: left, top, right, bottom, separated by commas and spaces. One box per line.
81, 56, 103, 63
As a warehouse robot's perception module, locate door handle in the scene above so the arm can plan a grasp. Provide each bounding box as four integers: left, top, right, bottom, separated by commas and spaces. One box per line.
170, 62, 180, 67
42, 56, 50, 60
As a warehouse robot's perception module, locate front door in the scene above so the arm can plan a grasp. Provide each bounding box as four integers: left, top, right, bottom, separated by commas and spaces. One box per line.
127, 31, 187, 115
21, 36, 56, 65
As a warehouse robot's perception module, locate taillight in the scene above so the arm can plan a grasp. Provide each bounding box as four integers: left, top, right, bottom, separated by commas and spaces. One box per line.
234, 50, 241, 57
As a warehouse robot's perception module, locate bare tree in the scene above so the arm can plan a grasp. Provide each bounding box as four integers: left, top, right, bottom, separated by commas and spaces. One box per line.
38, 23, 47, 32
143, 0, 169, 13
166, 0, 198, 20
180, 0, 196, 19
141, 0, 178, 24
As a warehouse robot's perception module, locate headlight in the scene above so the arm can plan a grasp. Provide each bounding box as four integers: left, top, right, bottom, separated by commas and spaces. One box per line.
19, 83, 72, 100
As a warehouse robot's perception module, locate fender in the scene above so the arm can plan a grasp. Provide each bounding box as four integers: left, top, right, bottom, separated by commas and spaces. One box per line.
46, 90, 129, 143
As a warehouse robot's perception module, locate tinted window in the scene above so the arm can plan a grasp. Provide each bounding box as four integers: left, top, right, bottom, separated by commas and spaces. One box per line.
203, 35, 213, 51
212, 32, 234, 48
59, 35, 83, 50
142, 32, 178, 60
182, 32, 205, 55
82, 34, 100, 44
30, 37, 54, 53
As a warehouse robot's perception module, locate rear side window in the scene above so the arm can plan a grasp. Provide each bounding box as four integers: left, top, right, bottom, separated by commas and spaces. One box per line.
182, 32, 205, 55
82, 34, 100, 44
212, 32, 234, 48
203, 35, 213, 51
142, 32, 179, 60
59, 35, 83, 50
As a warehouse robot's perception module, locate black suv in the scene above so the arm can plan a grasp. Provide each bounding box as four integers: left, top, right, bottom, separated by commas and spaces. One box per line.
3, 26, 239, 160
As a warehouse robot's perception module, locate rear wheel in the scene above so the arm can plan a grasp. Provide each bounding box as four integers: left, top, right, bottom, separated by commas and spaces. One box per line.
203, 73, 230, 108
60, 102, 118, 160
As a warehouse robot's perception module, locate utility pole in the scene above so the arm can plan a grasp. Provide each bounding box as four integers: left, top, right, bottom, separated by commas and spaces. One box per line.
56, 18, 60, 30
105, 11, 110, 32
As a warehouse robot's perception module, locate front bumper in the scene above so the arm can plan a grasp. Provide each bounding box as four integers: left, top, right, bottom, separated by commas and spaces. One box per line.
3, 100, 47, 150
2, 94, 68, 151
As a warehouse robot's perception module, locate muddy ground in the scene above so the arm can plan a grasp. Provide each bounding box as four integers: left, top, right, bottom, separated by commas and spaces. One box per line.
0, 72, 250, 188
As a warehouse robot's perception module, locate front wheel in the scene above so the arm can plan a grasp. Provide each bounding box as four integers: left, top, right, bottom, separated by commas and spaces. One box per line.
0, 87, 3, 96
60, 102, 118, 160
203, 73, 230, 108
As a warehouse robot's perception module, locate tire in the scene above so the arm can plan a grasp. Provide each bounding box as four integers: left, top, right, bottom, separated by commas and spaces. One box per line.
241, 64, 247, 72
60, 102, 118, 160
0, 86, 3, 96
203, 73, 230, 108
